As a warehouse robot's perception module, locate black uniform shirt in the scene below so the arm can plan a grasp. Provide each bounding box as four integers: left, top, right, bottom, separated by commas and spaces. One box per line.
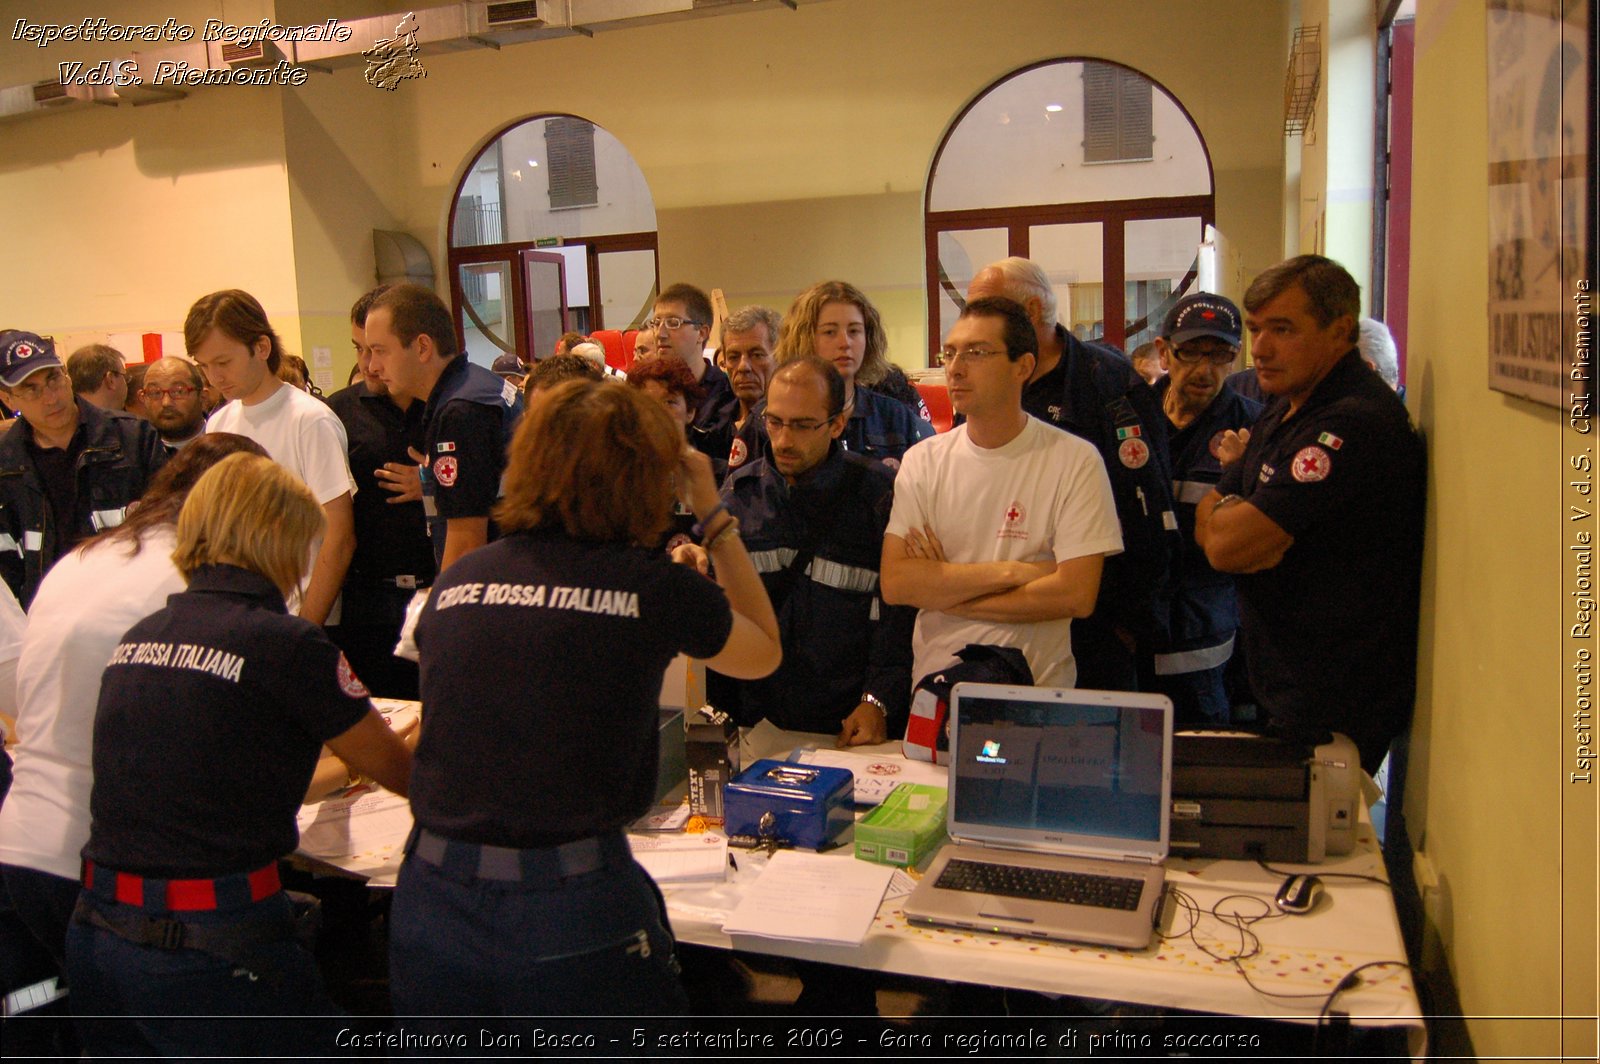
1020, 325, 1179, 649
25, 429, 87, 555
411, 530, 732, 848
1160, 380, 1263, 647
689, 361, 739, 480
84, 564, 372, 878
711, 446, 914, 735
1214, 349, 1425, 765
423, 357, 514, 523
327, 382, 433, 587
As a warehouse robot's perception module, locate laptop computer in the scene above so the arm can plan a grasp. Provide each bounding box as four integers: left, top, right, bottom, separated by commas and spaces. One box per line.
902, 683, 1173, 949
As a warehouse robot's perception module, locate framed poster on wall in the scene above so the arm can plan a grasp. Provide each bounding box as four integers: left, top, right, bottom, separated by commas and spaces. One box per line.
1485, 0, 1592, 412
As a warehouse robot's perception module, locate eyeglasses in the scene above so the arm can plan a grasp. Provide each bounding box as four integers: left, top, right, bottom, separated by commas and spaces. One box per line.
762, 413, 835, 435
10, 369, 69, 402
938, 345, 1005, 367
1170, 342, 1237, 366
140, 385, 198, 401
644, 316, 702, 331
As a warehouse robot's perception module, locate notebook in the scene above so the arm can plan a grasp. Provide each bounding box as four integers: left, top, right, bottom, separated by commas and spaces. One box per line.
901, 683, 1173, 949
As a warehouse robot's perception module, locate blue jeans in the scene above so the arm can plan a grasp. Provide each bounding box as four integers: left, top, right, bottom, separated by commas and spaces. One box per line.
389, 838, 689, 1021
65, 890, 343, 1057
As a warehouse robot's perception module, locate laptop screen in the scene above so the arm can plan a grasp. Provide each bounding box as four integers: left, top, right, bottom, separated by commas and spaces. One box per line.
950, 685, 1171, 857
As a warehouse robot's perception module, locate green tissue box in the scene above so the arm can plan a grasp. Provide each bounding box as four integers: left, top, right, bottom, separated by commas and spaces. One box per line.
854, 783, 947, 867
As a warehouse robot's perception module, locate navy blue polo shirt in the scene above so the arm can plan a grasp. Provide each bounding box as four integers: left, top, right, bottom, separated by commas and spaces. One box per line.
327, 382, 434, 588
411, 531, 732, 848
420, 356, 522, 566
85, 564, 372, 878
1215, 349, 1425, 766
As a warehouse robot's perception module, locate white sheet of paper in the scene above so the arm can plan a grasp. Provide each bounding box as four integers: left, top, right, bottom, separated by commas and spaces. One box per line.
721, 850, 894, 946
296, 786, 414, 880
792, 747, 948, 805
628, 832, 728, 885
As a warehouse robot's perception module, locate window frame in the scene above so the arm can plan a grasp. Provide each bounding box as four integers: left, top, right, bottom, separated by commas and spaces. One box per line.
923, 59, 1216, 360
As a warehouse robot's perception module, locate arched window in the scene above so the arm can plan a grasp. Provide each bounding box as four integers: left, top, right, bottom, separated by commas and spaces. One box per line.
448, 114, 658, 365
925, 60, 1215, 358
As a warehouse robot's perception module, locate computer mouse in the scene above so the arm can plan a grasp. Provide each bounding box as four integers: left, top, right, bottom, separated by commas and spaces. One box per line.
1274, 874, 1324, 915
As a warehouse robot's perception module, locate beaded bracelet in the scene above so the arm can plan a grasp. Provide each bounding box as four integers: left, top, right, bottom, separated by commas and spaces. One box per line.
690, 502, 729, 539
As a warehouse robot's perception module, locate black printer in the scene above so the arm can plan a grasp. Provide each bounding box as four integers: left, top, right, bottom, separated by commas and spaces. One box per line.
1168, 730, 1361, 863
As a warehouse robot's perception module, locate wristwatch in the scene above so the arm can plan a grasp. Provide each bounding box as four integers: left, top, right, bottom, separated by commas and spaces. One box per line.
860, 693, 888, 716
1212, 493, 1245, 511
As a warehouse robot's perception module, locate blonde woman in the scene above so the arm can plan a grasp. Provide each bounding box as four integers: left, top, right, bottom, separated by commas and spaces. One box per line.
771, 280, 933, 471
65, 453, 411, 1057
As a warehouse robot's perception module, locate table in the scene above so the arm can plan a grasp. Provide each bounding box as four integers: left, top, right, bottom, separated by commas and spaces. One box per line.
295, 716, 1425, 1055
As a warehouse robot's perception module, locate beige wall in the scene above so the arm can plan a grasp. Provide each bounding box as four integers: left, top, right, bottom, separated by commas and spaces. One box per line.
282, 66, 409, 388
1295, 0, 1375, 304
1406, 0, 1592, 1056
0, 85, 299, 345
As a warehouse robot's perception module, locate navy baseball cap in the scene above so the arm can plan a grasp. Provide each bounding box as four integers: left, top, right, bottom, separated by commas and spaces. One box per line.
0, 330, 62, 388
1163, 294, 1242, 348
491, 353, 526, 377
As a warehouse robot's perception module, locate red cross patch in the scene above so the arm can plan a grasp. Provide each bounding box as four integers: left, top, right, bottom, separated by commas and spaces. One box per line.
434, 455, 458, 487
1119, 437, 1150, 469
1291, 446, 1332, 482
728, 437, 748, 469
337, 653, 370, 699
1003, 501, 1026, 525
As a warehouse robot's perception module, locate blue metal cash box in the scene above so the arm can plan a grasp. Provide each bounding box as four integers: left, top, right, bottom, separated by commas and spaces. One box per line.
723, 760, 854, 850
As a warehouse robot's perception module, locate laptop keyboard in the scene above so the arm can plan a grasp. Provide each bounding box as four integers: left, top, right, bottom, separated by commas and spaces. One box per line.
936, 859, 1145, 911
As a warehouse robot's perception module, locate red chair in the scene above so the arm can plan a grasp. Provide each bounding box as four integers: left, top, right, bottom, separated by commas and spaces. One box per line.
621, 330, 639, 373
587, 329, 629, 373
915, 380, 954, 433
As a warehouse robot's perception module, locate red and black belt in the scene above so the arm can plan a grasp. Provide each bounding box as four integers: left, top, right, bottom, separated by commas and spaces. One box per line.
82, 860, 281, 911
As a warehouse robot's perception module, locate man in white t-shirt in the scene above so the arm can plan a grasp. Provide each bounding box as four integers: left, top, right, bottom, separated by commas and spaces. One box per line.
881, 297, 1122, 689
188, 289, 355, 625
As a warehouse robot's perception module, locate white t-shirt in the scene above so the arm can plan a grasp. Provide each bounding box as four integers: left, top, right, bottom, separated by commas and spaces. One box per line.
0, 582, 25, 725
0, 529, 187, 880
208, 383, 355, 617
886, 416, 1123, 688
206, 383, 355, 505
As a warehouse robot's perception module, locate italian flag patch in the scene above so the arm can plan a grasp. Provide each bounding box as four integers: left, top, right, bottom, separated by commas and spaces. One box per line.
1317, 432, 1344, 450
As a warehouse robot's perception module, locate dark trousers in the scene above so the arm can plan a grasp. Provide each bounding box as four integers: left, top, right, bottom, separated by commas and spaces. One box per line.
65, 890, 343, 1057
1, 864, 78, 977
389, 846, 689, 1021
1149, 662, 1232, 726
1070, 616, 1139, 691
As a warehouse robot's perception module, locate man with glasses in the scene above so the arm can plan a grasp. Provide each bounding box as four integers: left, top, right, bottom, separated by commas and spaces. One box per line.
139, 357, 209, 451
0, 331, 167, 607
65, 345, 129, 413
967, 257, 1179, 694
685, 356, 912, 744
882, 298, 1122, 691
647, 284, 738, 474
718, 305, 780, 473
1149, 294, 1262, 723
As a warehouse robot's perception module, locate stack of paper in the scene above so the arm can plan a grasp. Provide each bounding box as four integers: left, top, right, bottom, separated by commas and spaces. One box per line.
721, 850, 894, 946
628, 832, 729, 885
